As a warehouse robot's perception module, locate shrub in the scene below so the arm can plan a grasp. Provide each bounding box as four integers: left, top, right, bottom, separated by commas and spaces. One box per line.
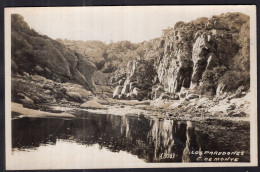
194, 66, 228, 96
218, 70, 249, 93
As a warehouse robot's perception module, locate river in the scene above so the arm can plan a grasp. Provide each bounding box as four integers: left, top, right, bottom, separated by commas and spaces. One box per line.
11, 110, 250, 166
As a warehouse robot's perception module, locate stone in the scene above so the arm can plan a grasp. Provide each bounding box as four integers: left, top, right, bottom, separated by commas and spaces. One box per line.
45, 67, 51, 74
17, 93, 26, 99
227, 104, 236, 111
66, 91, 83, 102
228, 111, 246, 117
186, 94, 200, 100
23, 72, 29, 77
159, 92, 179, 100
80, 99, 106, 109
35, 65, 44, 73
31, 75, 47, 82
43, 84, 53, 90
44, 90, 51, 94
19, 96, 34, 106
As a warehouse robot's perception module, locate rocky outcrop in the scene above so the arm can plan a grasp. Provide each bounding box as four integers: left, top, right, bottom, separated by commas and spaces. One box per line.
11, 14, 96, 93
113, 12, 250, 99
112, 59, 157, 100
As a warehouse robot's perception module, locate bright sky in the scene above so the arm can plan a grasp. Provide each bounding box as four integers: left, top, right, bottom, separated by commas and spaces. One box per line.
6, 6, 254, 43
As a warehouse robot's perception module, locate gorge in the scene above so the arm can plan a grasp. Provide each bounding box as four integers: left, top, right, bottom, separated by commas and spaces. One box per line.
10, 12, 251, 164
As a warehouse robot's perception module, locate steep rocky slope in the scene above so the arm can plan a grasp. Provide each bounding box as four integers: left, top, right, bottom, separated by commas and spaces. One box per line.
113, 12, 250, 100
11, 14, 96, 93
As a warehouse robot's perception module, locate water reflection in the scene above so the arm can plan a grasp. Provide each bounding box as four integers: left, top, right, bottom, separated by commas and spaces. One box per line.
12, 111, 250, 162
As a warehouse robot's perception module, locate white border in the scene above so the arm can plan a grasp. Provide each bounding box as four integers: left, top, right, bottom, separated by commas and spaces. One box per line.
4, 5, 258, 170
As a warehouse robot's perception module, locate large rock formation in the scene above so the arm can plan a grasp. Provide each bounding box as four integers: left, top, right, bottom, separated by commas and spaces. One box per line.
113, 12, 250, 100
11, 14, 96, 93
113, 58, 157, 100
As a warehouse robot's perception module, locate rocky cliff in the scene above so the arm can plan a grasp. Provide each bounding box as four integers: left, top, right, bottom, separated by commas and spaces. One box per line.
11, 14, 97, 93
113, 12, 250, 100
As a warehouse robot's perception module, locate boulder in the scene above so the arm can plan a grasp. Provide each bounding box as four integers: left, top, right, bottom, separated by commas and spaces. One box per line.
31, 75, 47, 82
80, 99, 106, 109
45, 67, 51, 74
66, 91, 83, 102
186, 94, 200, 100
44, 90, 51, 94
159, 92, 179, 100
23, 72, 29, 77
43, 84, 53, 90
17, 93, 26, 99
35, 65, 44, 73
19, 96, 34, 106
228, 111, 247, 117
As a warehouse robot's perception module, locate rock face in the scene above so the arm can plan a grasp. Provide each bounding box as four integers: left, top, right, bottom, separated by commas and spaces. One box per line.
112, 59, 157, 100
11, 14, 96, 93
113, 12, 250, 99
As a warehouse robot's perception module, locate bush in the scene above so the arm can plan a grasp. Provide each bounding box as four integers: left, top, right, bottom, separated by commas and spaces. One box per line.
218, 70, 249, 93
194, 66, 228, 96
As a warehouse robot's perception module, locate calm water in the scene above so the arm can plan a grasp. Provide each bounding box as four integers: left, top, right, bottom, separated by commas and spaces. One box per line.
12, 111, 250, 164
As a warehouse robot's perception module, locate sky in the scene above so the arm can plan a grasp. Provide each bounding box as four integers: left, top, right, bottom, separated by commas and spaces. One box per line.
6, 6, 254, 43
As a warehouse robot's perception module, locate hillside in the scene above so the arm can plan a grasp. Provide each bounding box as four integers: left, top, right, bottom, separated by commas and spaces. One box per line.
11, 14, 97, 93
112, 12, 250, 100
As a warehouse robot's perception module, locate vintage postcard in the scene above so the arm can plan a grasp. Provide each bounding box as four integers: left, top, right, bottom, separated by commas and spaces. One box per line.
4, 5, 257, 170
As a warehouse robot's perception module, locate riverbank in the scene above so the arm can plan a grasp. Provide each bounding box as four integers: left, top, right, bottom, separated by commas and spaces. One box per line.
11, 74, 250, 123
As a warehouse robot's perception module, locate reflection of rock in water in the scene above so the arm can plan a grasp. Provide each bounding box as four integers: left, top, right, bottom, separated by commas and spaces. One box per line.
182, 121, 192, 162
12, 111, 250, 162
182, 121, 205, 162
149, 119, 177, 161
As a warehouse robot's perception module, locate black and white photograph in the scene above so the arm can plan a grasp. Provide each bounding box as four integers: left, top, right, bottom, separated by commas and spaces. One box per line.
4, 5, 257, 169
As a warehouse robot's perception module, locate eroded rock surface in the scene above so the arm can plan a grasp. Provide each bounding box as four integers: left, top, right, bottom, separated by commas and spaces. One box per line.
112, 12, 250, 99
